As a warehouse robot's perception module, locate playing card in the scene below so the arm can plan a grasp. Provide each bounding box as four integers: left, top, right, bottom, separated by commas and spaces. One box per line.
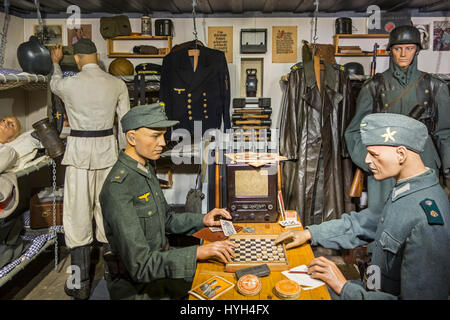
208, 227, 222, 232
220, 219, 237, 237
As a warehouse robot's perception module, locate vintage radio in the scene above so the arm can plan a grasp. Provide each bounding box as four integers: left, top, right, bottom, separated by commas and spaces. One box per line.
226, 163, 278, 222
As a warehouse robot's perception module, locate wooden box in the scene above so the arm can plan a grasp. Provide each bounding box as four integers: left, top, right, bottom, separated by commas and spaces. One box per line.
30, 194, 63, 229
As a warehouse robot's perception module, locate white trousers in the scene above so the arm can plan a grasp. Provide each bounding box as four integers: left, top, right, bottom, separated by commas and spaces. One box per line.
63, 165, 111, 249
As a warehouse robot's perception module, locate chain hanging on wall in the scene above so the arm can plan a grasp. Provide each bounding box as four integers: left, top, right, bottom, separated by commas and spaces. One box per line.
51, 159, 59, 271
312, 0, 320, 56
192, 0, 199, 43
33, 0, 44, 43
0, 0, 10, 67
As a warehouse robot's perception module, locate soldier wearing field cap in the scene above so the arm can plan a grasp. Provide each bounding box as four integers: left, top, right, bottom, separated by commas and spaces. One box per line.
50, 38, 130, 299
276, 113, 450, 300
99, 103, 237, 300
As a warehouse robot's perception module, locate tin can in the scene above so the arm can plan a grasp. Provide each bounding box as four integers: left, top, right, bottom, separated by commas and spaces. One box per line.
141, 16, 151, 36
335, 18, 352, 34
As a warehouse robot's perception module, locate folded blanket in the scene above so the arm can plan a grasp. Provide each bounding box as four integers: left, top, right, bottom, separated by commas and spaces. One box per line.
0, 144, 17, 173
6, 130, 42, 171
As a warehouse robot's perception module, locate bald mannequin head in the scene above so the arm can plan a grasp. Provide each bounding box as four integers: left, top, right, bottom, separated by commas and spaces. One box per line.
365, 145, 427, 181
0, 116, 21, 143
74, 53, 101, 70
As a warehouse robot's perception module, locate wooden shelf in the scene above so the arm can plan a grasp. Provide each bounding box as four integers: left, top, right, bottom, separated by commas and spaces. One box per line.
334, 34, 389, 57
107, 35, 172, 58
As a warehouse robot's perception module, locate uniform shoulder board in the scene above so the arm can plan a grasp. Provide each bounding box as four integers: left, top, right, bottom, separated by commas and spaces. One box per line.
111, 169, 128, 183
290, 62, 303, 71
420, 198, 444, 225
430, 73, 448, 84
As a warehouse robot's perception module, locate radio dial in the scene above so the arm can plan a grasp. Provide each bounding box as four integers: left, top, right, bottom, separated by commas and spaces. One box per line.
264, 213, 270, 221
231, 205, 237, 211
249, 213, 255, 220
268, 204, 273, 210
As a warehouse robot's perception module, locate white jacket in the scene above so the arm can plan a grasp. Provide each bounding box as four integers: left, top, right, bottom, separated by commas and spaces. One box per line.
50, 63, 130, 169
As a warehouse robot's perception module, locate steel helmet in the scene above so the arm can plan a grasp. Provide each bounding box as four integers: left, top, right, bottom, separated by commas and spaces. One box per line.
387, 25, 422, 50
344, 62, 365, 75
108, 58, 134, 76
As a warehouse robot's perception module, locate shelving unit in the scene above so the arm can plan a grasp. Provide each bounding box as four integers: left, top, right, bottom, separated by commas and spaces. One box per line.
334, 34, 389, 57
107, 35, 173, 58
0, 73, 60, 287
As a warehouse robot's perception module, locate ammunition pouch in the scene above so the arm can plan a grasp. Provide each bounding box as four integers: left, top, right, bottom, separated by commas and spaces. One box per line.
100, 15, 131, 39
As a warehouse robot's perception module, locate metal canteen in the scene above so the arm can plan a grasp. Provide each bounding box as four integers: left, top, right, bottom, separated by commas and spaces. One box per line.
32, 118, 65, 159
17, 35, 53, 75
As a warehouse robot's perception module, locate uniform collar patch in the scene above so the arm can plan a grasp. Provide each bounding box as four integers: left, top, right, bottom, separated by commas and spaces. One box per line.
392, 183, 410, 199
137, 163, 148, 173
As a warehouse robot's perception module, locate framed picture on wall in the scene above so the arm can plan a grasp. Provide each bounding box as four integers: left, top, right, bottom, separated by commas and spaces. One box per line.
414, 24, 430, 50
67, 24, 92, 45
433, 21, 450, 51
33, 24, 63, 46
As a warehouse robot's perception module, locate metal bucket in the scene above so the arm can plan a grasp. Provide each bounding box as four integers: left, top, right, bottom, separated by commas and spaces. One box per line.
32, 118, 65, 159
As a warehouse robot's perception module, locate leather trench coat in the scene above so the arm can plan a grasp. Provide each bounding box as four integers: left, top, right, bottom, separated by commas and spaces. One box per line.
279, 48, 355, 226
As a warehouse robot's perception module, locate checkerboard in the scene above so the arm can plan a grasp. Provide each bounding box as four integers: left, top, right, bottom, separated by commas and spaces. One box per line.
226, 234, 289, 272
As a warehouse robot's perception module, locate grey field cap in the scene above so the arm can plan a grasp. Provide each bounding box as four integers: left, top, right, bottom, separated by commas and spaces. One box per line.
360, 113, 428, 153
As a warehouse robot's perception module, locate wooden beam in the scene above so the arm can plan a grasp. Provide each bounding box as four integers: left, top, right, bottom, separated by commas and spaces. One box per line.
262, 0, 278, 13
231, 0, 243, 14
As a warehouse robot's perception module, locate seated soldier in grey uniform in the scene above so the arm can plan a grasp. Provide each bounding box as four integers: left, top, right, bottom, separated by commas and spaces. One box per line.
99, 103, 237, 300
275, 113, 450, 300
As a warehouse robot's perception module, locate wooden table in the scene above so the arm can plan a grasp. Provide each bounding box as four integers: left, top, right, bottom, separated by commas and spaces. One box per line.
189, 220, 331, 300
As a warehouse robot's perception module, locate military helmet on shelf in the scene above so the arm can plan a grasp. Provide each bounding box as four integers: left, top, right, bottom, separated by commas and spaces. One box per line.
108, 58, 134, 76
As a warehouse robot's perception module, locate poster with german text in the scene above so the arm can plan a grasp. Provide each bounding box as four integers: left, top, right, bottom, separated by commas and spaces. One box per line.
208, 26, 233, 63
272, 26, 297, 63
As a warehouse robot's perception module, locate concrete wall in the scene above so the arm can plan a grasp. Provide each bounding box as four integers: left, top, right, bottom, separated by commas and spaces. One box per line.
1, 14, 448, 205
20, 16, 450, 129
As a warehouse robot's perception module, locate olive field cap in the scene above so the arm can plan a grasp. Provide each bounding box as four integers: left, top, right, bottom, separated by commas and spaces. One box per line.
121, 102, 179, 132
73, 38, 97, 54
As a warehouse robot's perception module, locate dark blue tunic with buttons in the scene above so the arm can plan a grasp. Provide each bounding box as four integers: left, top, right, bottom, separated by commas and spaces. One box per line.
160, 45, 231, 135
307, 169, 450, 299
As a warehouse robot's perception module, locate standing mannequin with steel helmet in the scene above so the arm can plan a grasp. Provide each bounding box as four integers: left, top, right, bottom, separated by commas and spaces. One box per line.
345, 25, 450, 212
50, 39, 130, 300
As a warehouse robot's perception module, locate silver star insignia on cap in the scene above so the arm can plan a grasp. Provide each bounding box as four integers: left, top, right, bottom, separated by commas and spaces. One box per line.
381, 127, 397, 142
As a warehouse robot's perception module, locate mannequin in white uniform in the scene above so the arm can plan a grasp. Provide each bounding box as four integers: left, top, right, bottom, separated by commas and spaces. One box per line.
50, 39, 130, 300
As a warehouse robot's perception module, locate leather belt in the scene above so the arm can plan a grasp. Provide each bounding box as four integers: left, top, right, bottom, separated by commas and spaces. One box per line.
70, 129, 113, 138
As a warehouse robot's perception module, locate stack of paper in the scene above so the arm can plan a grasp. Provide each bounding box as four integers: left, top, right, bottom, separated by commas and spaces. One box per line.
281, 265, 325, 290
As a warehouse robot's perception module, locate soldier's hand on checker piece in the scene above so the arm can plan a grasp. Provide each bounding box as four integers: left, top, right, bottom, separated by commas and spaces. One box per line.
274, 229, 312, 249
196, 240, 238, 264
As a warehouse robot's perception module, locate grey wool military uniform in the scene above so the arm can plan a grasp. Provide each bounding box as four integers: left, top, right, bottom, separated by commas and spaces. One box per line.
307, 169, 450, 299
99, 151, 205, 300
